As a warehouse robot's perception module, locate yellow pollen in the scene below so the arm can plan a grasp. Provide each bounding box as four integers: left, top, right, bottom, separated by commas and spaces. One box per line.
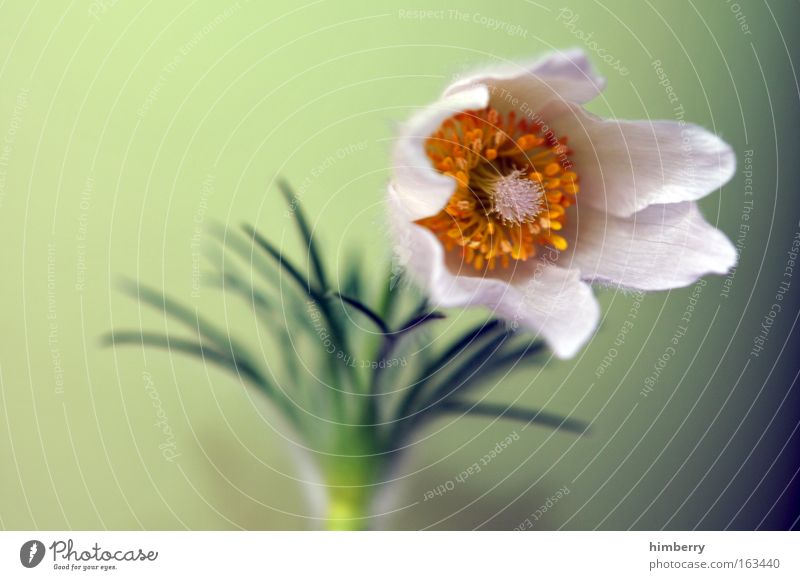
416, 106, 578, 270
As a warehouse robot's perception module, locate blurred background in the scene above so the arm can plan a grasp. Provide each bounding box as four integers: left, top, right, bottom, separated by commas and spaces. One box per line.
0, 0, 798, 530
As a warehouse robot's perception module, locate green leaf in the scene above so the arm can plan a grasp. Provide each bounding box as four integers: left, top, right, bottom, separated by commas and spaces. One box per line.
423, 330, 513, 408
206, 271, 273, 312
277, 179, 328, 291
102, 331, 269, 391
370, 310, 445, 396
394, 310, 445, 335
103, 330, 301, 426
341, 248, 365, 298
244, 223, 355, 394
207, 228, 316, 329
485, 340, 546, 372
392, 319, 504, 424
121, 281, 254, 360
242, 224, 321, 299
207, 224, 281, 288
331, 292, 390, 335
420, 319, 504, 378
376, 265, 397, 322
438, 401, 590, 435
206, 270, 304, 378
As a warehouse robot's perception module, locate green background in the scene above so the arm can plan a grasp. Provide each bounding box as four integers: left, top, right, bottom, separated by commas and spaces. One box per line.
1, 0, 798, 530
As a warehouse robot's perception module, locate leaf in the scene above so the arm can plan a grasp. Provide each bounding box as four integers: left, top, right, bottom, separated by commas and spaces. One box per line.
244, 223, 354, 391
121, 281, 253, 359
376, 265, 396, 318
418, 334, 546, 415
484, 340, 546, 372
438, 401, 590, 435
242, 224, 321, 299
102, 331, 269, 391
390, 329, 515, 446
206, 271, 273, 312
207, 224, 281, 288
423, 330, 513, 408
341, 248, 365, 298
277, 179, 328, 291
420, 319, 504, 378
393, 319, 504, 423
370, 310, 445, 393
207, 228, 316, 329
395, 310, 446, 335
206, 270, 302, 373
331, 292, 390, 335
103, 330, 301, 426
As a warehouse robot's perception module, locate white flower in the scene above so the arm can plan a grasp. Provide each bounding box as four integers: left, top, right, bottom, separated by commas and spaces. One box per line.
389, 48, 737, 358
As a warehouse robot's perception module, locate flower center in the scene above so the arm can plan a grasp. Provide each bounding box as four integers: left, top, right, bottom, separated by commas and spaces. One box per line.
416, 107, 579, 270
488, 169, 544, 224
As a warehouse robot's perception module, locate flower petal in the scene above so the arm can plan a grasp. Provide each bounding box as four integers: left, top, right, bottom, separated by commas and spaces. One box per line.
444, 47, 606, 113
549, 104, 736, 216
388, 186, 599, 359
563, 201, 737, 290
392, 84, 490, 220
487, 260, 600, 360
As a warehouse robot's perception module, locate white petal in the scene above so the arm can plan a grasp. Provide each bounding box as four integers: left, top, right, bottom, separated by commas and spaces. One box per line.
388, 186, 599, 359
444, 48, 606, 113
550, 104, 736, 216
488, 261, 600, 360
564, 202, 737, 290
392, 84, 489, 220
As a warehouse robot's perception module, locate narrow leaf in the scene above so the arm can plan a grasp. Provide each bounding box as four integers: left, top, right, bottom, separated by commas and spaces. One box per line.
277, 179, 328, 291
208, 224, 281, 288
243, 223, 351, 388
371, 310, 446, 395
242, 224, 320, 299
102, 331, 268, 390
420, 319, 503, 379
484, 341, 546, 372
121, 281, 252, 359
393, 319, 504, 423
332, 292, 390, 335
206, 271, 272, 312
424, 330, 513, 408
438, 401, 590, 435
395, 310, 446, 335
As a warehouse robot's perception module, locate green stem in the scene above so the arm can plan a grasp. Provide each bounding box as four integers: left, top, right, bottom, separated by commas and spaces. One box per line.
325, 481, 374, 531
319, 429, 383, 531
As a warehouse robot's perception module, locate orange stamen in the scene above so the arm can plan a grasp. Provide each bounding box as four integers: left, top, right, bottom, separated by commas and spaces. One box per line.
415, 107, 578, 270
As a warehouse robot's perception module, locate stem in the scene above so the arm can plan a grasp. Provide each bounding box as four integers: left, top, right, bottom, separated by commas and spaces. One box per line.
319, 428, 384, 531
325, 481, 374, 531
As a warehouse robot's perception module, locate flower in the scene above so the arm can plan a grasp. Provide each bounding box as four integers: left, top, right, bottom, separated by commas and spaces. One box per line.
388, 48, 737, 358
